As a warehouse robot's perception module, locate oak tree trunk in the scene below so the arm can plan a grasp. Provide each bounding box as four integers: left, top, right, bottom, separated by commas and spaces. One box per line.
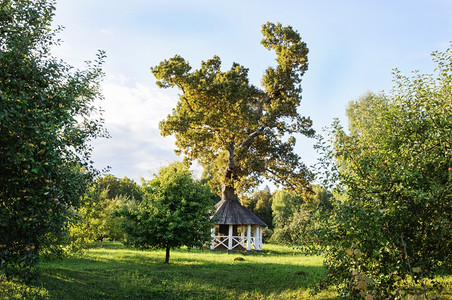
222, 145, 239, 202
221, 185, 239, 202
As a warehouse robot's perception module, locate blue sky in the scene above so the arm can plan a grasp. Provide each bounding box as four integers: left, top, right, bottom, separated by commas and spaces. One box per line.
52, 0, 452, 183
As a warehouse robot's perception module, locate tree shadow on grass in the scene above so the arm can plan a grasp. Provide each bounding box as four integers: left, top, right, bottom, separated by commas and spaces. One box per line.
36, 248, 327, 299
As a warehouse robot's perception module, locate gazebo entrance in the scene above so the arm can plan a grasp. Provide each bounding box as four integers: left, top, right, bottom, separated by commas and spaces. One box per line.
210, 198, 266, 252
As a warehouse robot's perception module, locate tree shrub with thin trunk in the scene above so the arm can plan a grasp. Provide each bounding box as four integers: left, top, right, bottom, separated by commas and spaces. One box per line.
121, 162, 215, 263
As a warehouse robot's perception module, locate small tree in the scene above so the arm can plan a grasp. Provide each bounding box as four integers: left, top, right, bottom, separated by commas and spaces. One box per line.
269, 185, 332, 248
122, 162, 215, 263
269, 189, 304, 245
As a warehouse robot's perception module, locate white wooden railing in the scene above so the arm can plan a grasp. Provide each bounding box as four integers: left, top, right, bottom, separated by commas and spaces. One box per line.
210, 225, 263, 251
210, 235, 257, 250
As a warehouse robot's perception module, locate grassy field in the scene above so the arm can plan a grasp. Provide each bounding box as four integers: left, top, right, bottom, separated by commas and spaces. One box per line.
2, 243, 451, 299
2, 243, 336, 299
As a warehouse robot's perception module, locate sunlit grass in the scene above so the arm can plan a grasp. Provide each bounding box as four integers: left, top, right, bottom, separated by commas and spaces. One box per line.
2, 243, 450, 299
32, 242, 335, 299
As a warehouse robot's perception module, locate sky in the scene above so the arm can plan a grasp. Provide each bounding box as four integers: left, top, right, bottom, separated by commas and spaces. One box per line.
51, 0, 452, 184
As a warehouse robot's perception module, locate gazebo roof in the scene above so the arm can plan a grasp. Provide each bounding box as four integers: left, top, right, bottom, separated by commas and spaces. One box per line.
211, 199, 267, 227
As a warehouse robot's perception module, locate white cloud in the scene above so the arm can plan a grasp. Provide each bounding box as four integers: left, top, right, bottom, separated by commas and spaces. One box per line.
90, 76, 181, 182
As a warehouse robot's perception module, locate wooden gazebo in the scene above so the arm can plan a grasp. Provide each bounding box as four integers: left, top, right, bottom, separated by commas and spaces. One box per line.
210, 199, 267, 251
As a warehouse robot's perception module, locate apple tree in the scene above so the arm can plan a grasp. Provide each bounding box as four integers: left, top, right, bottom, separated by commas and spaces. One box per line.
314, 45, 452, 298
121, 162, 215, 263
0, 0, 106, 275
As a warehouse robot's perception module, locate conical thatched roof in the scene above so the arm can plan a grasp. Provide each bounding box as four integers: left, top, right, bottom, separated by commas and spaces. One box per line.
211, 199, 267, 227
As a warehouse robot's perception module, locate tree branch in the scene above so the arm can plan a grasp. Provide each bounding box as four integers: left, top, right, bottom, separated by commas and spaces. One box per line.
255, 95, 270, 116
240, 129, 262, 150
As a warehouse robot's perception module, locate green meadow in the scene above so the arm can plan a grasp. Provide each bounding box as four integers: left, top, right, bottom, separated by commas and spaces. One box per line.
2, 243, 337, 299
2, 243, 451, 299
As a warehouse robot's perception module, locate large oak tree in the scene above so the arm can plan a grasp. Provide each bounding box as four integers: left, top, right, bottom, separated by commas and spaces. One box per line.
151, 22, 314, 202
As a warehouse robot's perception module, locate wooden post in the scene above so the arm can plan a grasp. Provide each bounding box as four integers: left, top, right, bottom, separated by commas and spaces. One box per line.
257, 226, 262, 250
246, 225, 252, 251
210, 227, 215, 250
254, 225, 259, 250
228, 224, 233, 251
240, 226, 245, 247
255, 226, 259, 250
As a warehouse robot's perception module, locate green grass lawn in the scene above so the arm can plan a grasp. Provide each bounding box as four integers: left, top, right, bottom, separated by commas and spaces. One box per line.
2, 243, 336, 299
2, 243, 451, 299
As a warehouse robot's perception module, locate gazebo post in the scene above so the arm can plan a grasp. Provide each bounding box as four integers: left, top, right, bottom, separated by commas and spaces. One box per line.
210, 227, 215, 250
228, 224, 233, 251
246, 224, 252, 251
240, 226, 245, 246
257, 226, 262, 250
254, 225, 259, 250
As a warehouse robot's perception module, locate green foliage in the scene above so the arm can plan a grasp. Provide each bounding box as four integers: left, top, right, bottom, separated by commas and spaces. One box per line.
69, 192, 123, 250
241, 186, 273, 229
0, 0, 106, 276
121, 162, 215, 263
199, 163, 222, 203
269, 186, 331, 249
308, 185, 333, 210
271, 189, 303, 228
269, 189, 301, 245
314, 45, 452, 298
68, 175, 142, 250
151, 22, 314, 202
96, 174, 142, 202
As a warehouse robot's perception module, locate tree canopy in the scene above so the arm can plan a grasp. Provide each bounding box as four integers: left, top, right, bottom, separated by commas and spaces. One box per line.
96, 174, 142, 202
151, 22, 314, 202
0, 0, 106, 275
